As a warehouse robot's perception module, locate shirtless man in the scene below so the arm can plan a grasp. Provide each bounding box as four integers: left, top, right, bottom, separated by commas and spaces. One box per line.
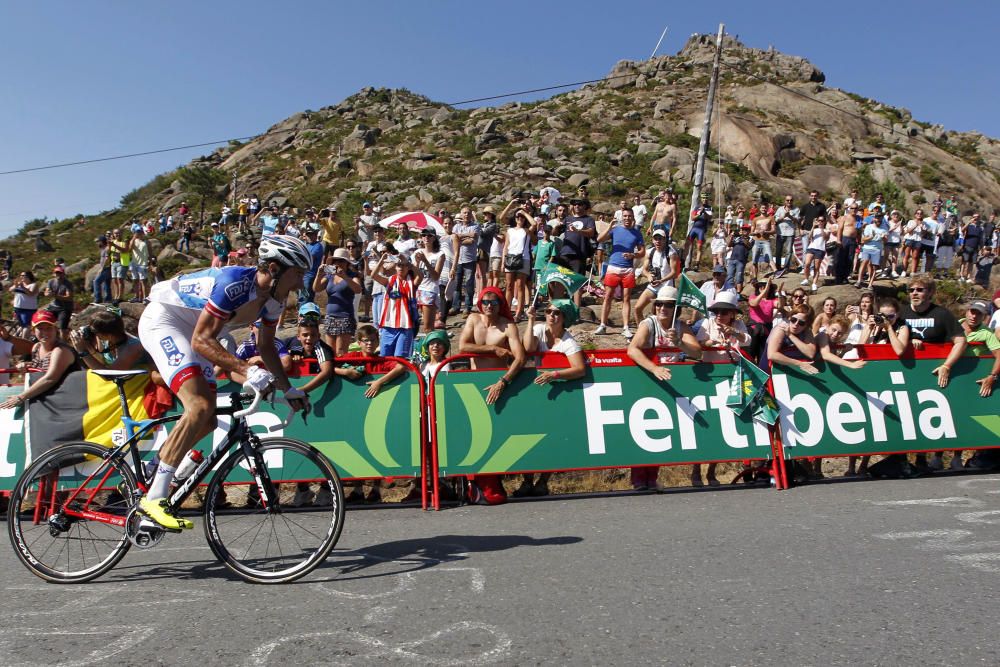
458, 286, 526, 404
751, 210, 776, 279
458, 286, 526, 504
835, 203, 861, 285
649, 189, 677, 240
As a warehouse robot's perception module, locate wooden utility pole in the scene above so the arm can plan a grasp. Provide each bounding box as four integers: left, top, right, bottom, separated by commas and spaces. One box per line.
690, 24, 725, 215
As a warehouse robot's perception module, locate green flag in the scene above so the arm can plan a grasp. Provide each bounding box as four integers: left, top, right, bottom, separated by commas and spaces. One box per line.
728, 354, 771, 418
539, 263, 586, 296
677, 273, 708, 315
752, 393, 780, 426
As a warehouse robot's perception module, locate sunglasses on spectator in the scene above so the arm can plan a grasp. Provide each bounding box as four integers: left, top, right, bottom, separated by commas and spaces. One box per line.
544, 308, 562, 317
792, 293, 806, 298
481, 299, 500, 306
789, 317, 808, 326
653, 301, 675, 308
908, 287, 927, 293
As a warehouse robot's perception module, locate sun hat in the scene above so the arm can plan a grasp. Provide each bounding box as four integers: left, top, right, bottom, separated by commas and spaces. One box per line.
967, 300, 990, 314
331, 248, 357, 264
420, 329, 451, 357
549, 298, 579, 326
709, 292, 740, 311
655, 285, 678, 302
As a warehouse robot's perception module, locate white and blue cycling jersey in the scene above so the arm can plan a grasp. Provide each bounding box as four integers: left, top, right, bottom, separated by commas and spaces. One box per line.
147, 266, 282, 325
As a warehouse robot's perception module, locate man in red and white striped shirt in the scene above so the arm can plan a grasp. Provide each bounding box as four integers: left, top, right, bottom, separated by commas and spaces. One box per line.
371, 252, 417, 357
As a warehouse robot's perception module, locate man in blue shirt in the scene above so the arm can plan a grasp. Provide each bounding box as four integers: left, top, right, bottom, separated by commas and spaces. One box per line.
254, 205, 281, 238
594, 208, 645, 340
301, 224, 325, 303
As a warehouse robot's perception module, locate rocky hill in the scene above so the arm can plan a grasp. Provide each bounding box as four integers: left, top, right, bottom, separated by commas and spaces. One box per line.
5, 34, 1000, 277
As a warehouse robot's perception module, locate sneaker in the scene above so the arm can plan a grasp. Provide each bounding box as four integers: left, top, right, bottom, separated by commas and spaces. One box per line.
898, 271, 906, 278
467, 481, 490, 505
622, 327, 634, 341
138, 496, 193, 530
810, 282, 818, 292
314, 485, 334, 506
291, 484, 314, 508
891, 271, 899, 278
594, 324, 608, 335
949, 456, 965, 471
927, 454, 944, 471
800, 279, 810, 286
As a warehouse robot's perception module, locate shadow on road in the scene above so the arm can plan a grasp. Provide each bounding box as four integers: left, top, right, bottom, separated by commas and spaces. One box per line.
315, 534, 583, 582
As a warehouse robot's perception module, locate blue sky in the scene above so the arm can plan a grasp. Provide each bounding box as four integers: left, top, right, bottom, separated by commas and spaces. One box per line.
2, 0, 998, 237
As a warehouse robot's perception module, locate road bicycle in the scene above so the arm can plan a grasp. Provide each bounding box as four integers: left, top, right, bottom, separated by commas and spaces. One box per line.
7, 369, 345, 584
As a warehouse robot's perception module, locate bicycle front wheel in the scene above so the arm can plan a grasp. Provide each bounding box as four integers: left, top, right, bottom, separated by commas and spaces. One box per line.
203, 437, 345, 584
7, 441, 136, 583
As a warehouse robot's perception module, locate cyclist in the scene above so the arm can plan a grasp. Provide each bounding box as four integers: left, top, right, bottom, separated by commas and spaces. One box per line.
136, 235, 311, 530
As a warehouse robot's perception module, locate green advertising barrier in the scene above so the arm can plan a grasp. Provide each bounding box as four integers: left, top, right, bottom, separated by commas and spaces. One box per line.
772, 355, 1000, 459
0, 367, 425, 493
430, 359, 774, 478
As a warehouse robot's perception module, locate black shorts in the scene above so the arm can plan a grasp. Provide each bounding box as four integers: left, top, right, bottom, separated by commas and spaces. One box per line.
50, 305, 72, 330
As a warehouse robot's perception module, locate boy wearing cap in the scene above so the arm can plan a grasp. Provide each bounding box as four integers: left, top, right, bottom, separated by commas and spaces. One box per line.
284, 304, 336, 394
356, 202, 378, 245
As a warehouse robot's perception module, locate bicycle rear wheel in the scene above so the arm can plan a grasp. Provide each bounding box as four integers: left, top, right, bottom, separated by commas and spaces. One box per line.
7, 441, 136, 583
203, 437, 345, 584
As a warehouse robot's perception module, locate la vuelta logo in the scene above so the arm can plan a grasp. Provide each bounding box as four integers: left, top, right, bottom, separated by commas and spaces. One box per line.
436, 383, 546, 472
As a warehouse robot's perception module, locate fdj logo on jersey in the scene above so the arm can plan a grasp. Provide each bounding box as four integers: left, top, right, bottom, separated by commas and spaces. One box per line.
224, 276, 252, 302
159, 336, 185, 367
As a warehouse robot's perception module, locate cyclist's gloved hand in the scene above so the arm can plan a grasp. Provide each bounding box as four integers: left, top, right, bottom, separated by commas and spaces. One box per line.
243, 366, 275, 394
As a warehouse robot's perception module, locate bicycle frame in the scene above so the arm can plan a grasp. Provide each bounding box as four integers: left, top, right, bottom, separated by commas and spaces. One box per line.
49, 390, 273, 528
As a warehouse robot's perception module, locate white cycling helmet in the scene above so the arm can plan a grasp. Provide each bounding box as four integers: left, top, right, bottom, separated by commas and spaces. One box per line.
257, 235, 312, 271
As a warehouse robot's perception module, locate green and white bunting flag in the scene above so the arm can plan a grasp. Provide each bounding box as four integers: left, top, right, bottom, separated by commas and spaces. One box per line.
677, 273, 708, 315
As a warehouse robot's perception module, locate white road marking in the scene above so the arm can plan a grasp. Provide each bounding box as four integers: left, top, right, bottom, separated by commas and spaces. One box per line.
944, 553, 1000, 573
0, 625, 155, 667
246, 622, 512, 666
955, 476, 1000, 492
956, 510, 1000, 525
869, 497, 985, 508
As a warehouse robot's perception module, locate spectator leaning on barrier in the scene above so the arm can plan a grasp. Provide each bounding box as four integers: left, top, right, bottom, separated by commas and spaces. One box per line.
692, 291, 749, 488
515, 298, 586, 498
627, 285, 702, 491
765, 304, 818, 375
458, 287, 526, 505
0, 324, 32, 385
334, 325, 408, 504
960, 300, 1000, 398
0, 311, 80, 410
857, 297, 911, 357
815, 315, 866, 371
283, 306, 335, 395
900, 275, 968, 471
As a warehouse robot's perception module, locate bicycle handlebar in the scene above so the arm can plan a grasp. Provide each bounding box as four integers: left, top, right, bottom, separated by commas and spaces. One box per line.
230, 386, 303, 430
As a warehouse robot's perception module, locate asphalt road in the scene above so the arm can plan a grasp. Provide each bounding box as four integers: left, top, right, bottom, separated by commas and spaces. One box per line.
3, 472, 1000, 666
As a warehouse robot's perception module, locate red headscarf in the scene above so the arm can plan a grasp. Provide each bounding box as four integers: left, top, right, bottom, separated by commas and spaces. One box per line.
476, 286, 514, 322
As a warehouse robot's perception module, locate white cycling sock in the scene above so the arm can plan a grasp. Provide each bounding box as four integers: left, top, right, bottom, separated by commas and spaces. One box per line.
147, 462, 177, 500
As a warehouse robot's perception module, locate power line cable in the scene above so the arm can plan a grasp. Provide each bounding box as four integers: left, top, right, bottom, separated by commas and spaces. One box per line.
0, 73, 643, 177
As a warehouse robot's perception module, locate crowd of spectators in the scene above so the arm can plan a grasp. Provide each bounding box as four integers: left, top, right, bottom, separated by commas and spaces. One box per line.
1, 183, 999, 504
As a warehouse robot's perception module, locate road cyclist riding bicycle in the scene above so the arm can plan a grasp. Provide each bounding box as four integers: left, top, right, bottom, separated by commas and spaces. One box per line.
136, 235, 312, 530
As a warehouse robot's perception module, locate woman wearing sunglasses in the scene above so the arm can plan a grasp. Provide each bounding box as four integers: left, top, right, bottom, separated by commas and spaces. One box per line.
764, 304, 818, 375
